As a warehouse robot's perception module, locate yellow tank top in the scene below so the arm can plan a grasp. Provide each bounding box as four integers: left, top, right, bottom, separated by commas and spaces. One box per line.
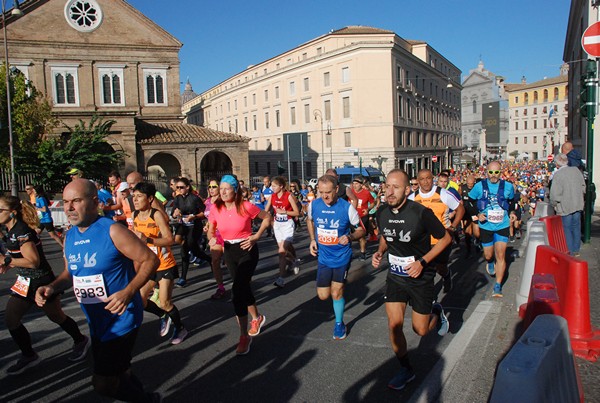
413, 187, 449, 245
133, 209, 176, 271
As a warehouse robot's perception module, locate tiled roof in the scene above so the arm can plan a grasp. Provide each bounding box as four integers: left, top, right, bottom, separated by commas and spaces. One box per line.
330, 26, 394, 35
504, 75, 568, 92
136, 120, 249, 145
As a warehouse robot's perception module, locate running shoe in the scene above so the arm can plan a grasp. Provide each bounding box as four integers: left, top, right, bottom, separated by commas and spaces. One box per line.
273, 276, 285, 288
492, 283, 503, 298
509, 236, 515, 243
333, 322, 347, 340
236, 335, 252, 355
443, 269, 453, 294
433, 302, 449, 336
292, 265, 300, 275
159, 315, 172, 337
7, 353, 41, 375
359, 252, 367, 261
248, 314, 266, 336
387, 367, 416, 390
68, 335, 91, 362
175, 278, 186, 288
188, 252, 198, 264
516, 230, 522, 240
211, 287, 227, 300
170, 327, 188, 345
486, 261, 495, 277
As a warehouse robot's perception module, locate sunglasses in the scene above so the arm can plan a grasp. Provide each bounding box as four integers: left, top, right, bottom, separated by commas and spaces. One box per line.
410, 182, 418, 186
176, 186, 187, 189
208, 185, 218, 189
488, 170, 501, 175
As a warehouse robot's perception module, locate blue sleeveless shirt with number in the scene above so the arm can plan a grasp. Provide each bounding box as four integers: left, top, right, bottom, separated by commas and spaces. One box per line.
65, 217, 143, 342
310, 197, 355, 267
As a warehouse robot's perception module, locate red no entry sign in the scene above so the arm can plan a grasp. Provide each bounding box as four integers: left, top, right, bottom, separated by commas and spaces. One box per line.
548, 154, 554, 162
582, 21, 600, 57
432, 155, 438, 162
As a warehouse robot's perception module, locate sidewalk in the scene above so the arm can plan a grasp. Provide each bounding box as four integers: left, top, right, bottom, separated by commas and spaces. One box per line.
437, 212, 600, 401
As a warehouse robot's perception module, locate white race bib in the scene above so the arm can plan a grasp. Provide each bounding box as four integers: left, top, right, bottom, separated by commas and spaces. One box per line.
11, 275, 30, 297
317, 227, 339, 245
275, 213, 289, 222
73, 274, 108, 304
388, 254, 415, 277
149, 246, 159, 255
487, 209, 505, 224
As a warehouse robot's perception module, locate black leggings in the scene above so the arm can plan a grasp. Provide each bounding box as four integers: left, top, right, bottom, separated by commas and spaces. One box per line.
223, 243, 259, 317
178, 224, 207, 280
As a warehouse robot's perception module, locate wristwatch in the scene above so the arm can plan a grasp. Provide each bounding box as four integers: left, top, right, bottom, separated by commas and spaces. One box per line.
418, 257, 427, 266
4, 254, 12, 266
448, 226, 456, 232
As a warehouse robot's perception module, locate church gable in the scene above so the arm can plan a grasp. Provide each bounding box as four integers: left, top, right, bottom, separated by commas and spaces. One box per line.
462, 71, 493, 87
9, 0, 182, 49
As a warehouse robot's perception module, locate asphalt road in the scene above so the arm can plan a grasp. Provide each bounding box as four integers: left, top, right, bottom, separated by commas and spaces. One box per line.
0, 224, 530, 402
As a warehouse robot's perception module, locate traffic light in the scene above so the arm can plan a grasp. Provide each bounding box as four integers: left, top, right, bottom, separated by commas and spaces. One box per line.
580, 74, 589, 118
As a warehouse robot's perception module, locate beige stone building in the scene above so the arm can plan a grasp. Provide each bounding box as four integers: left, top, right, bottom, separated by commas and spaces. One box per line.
505, 67, 569, 161
183, 26, 462, 180
2, 0, 249, 189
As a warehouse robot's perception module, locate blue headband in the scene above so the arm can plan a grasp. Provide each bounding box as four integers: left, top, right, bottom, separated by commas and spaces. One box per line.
220, 175, 239, 192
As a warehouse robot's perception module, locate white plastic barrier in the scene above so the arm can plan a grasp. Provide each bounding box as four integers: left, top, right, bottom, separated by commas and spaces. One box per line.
516, 221, 549, 310
490, 315, 581, 403
533, 201, 555, 218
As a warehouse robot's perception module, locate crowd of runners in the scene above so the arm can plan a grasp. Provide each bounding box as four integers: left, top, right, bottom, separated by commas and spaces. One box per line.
1, 144, 583, 399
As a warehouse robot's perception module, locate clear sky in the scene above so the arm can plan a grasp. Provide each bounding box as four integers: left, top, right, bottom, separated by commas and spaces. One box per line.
126, 0, 571, 93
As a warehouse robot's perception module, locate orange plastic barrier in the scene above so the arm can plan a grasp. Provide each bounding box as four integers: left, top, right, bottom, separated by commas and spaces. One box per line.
539, 215, 569, 254
520, 273, 561, 327
531, 245, 600, 362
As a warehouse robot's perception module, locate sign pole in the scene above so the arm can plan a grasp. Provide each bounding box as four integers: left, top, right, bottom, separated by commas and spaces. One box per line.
584, 59, 597, 243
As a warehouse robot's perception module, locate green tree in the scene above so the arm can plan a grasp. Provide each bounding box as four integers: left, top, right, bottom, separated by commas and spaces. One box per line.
509, 150, 519, 159
0, 64, 57, 168
29, 116, 127, 189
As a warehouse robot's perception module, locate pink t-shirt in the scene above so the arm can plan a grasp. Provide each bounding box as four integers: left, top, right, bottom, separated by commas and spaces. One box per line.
209, 201, 261, 240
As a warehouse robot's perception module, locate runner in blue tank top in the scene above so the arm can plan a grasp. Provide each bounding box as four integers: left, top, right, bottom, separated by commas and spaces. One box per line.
306, 175, 363, 340
35, 179, 161, 402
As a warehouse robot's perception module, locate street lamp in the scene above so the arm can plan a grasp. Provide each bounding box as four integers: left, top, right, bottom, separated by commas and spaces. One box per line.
326, 122, 332, 168
314, 109, 324, 174
2, 0, 23, 197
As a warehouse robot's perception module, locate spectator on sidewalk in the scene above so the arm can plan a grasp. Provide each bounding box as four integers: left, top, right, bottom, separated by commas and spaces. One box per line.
550, 153, 585, 256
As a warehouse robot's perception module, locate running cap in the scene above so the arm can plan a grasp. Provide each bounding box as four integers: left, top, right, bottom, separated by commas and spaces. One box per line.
66, 168, 80, 175
220, 175, 239, 192
117, 182, 129, 192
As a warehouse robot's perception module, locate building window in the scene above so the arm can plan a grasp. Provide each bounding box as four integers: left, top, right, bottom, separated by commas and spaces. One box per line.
52, 65, 79, 106
533, 136, 537, 144
396, 129, 403, 146
244, 117, 248, 132
524, 136, 528, 144
523, 108, 528, 116
277, 138, 281, 150
289, 81, 296, 96
398, 95, 403, 118
234, 99, 237, 110
344, 131, 351, 147
544, 119, 547, 129
252, 93, 256, 105
515, 110, 519, 117
276, 110, 280, 127
264, 89, 268, 101
533, 107, 537, 115
544, 89, 549, 102
253, 115, 257, 130
472, 100, 476, 113
144, 68, 167, 105
515, 96, 519, 103
324, 72, 330, 87
275, 86, 279, 99
99, 67, 124, 105
342, 96, 350, 118
341, 67, 350, 83
554, 87, 559, 101
324, 100, 331, 120
515, 122, 519, 130
265, 112, 269, 129
524, 121, 528, 130
534, 120, 537, 129
65, 0, 103, 32
304, 104, 310, 124
304, 77, 309, 91
407, 99, 411, 120
290, 106, 296, 125
515, 137, 518, 144
244, 96, 247, 107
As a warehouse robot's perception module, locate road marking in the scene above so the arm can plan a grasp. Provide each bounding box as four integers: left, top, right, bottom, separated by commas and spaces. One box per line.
408, 300, 498, 403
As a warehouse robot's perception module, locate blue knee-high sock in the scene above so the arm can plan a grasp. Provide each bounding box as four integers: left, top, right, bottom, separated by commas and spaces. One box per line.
332, 297, 345, 323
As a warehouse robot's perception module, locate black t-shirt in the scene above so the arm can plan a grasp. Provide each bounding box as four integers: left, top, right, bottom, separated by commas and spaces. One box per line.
337, 183, 349, 201
376, 200, 446, 282
5, 220, 53, 278
173, 193, 206, 228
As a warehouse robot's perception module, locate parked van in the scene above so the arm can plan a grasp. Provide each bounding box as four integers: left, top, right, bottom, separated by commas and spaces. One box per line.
335, 166, 385, 188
